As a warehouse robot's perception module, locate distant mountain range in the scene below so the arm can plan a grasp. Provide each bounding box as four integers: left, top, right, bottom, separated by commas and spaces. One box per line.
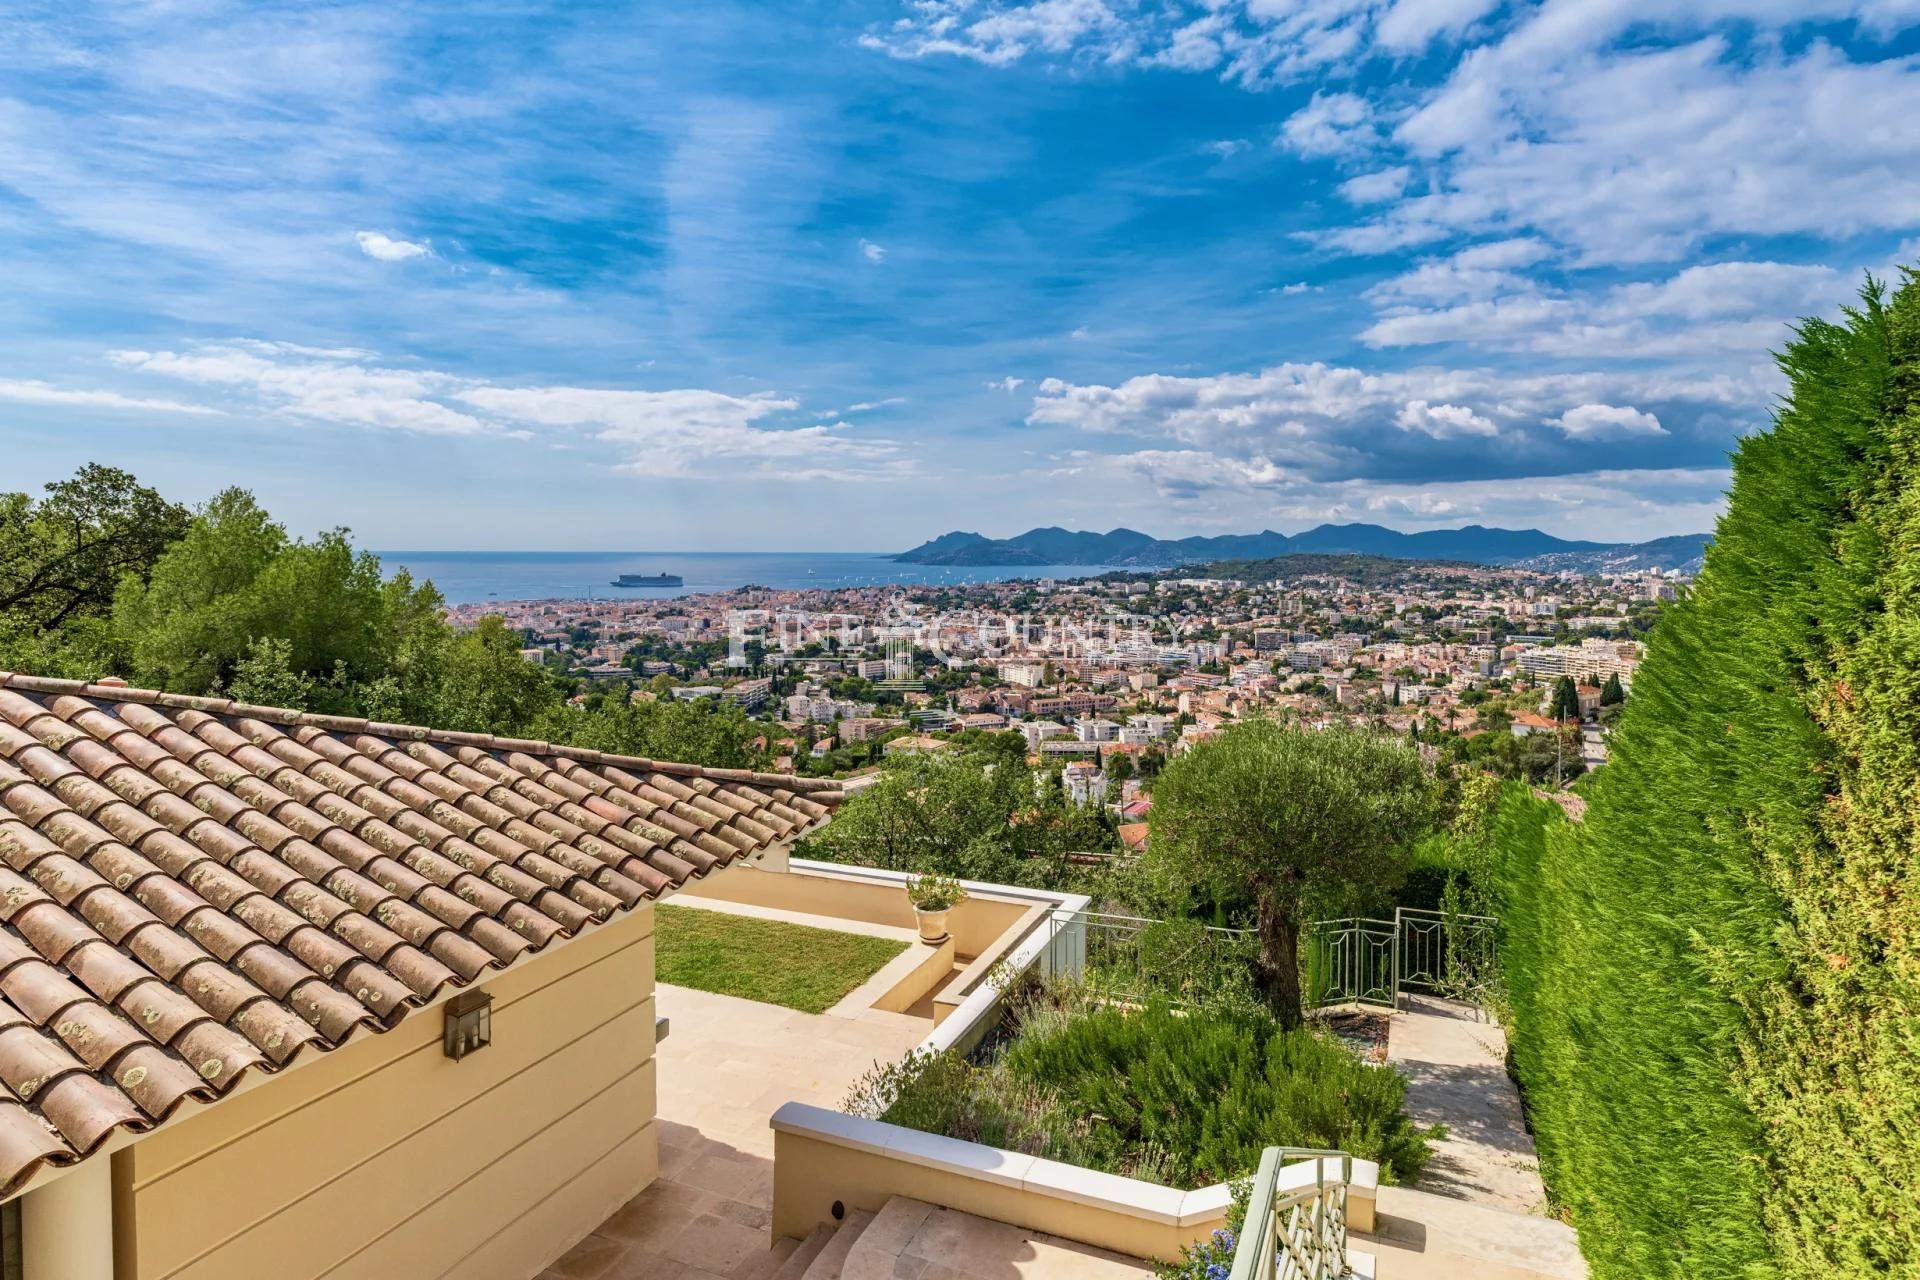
894, 524, 1711, 574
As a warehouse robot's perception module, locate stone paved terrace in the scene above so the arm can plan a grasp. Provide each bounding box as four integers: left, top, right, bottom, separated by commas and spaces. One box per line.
540, 978, 1150, 1280
540, 982, 926, 1280
542, 965, 1579, 1280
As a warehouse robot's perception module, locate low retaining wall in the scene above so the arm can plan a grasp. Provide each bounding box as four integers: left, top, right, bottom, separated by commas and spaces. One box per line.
679, 861, 1037, 959
771, 1103, 1226, 1261
770, 1104, 1377, 1260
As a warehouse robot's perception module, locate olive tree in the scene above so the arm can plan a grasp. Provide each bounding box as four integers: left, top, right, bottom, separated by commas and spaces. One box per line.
1147, 720, 1430, 1026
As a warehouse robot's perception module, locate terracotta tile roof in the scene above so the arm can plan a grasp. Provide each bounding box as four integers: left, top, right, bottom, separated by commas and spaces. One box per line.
0, 672, 842, 1198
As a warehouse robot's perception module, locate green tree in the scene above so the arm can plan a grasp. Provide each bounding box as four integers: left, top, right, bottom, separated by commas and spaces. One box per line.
533, 690, 758, 769
1146, 720, 1430, 1026
799, 738, 1100, 888
224, 636, 319, 709
114, 488, 288, 691
0, 463, 189, 630
113, 488, 450, 713
0, 464, 189, 675
1548, 675, 1581, 722
435, 616, 557, 734
1598, 671, 1625, 706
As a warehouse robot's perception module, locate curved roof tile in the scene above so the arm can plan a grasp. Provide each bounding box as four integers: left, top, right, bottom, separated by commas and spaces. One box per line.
0, 672, 841, 1199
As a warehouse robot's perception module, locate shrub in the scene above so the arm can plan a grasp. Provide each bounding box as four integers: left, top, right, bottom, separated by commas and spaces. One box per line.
850, 995, 1439, 1189
1002, 1000, 1437, 1186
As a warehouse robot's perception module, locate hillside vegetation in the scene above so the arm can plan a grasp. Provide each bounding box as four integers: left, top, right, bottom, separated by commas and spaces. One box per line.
1494, 270, 1920, 1277
0, 477, 762, 767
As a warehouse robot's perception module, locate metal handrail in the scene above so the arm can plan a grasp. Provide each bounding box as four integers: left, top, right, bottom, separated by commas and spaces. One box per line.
1226, 1146, 1352, 1280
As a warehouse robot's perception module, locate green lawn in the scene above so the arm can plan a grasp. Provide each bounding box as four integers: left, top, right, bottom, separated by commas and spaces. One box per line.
654, 904, 910, 1014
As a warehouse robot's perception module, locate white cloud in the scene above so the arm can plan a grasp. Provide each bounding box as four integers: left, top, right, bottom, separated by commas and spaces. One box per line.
859, 238, 887, 263
987, 376, 1026, 391
1450, 238, 1555, 271
1338, 166, 1411, 204
110, 344, 488, 435
862, 0, 1480, 85
1339, 24, 1920, 265
870, 4, 1920, 268
354, 230, 432, 262
1061, 449, 1729, 541
1279, 91, 1376, 158
1395, 399, 1496, 439
0, 377, 220, 415
1025, 357, 1754, 484
1076, 449, 1304, 494
1372, 0, 1497, 52
107, 341, 907, 479
457, 385, 901, 478
1362, 258, 1844, 358
1278, 281, 1319, 295
845, 397, 906, 412
1550, 403, 1666, 440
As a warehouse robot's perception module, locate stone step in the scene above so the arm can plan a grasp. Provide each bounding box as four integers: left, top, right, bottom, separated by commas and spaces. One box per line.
1360, 1184, 1586, 1280
842, 1197, 937, 1280
839, 1196, 1153, 1280
771, 1224, 836, 1280
799, 1208, 875, 1280
740, 1235, 801, 1280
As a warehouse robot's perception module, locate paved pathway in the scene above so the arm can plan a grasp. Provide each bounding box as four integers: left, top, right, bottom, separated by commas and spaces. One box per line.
1358, 994, 1586, 1280
1388, 994, 1547, 1214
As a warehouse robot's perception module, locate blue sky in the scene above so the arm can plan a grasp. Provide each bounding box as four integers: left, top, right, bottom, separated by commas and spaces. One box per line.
3, 1, 1918, 550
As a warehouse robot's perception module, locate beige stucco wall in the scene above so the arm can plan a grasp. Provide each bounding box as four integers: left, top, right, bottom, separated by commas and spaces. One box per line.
112, 904, 659, 1280
681, 864, 1032, 957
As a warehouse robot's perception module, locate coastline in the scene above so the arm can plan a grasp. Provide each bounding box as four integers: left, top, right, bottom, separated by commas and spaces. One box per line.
378, 549, 1115, 606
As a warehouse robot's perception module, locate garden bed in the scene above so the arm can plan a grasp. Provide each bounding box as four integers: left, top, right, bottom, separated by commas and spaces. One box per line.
1315, 1008, 1391, 1064
846, 982, 1440, 1189
655, 903, 909, 1013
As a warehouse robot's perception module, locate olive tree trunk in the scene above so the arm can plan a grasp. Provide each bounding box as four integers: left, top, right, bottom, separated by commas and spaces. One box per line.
1255, 889, 1305, 1029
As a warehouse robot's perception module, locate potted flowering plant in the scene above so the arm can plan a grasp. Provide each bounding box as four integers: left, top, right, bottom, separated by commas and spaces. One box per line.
905, 873, 967, 944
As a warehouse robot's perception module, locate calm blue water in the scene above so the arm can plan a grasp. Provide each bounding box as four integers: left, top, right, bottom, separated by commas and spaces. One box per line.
375, 551, 1112, 605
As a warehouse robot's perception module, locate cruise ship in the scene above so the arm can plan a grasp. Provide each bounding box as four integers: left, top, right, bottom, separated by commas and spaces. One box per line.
609, 572, 683, 588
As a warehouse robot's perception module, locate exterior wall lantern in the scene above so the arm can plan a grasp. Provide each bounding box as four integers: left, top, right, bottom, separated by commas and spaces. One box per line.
444, 989, 492, 1060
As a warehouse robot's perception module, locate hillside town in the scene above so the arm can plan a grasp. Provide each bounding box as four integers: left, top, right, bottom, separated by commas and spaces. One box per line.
445, 556, 1671, 811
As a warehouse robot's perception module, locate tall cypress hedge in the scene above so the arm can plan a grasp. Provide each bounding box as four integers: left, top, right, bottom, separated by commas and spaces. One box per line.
1494, 270, 1920, 1278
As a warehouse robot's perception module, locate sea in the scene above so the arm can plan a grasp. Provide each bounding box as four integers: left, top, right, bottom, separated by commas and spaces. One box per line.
374, 550, 1114, 606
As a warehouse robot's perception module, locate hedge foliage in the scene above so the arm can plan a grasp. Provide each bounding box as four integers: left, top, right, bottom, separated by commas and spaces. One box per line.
1494, 270, 1920, 1279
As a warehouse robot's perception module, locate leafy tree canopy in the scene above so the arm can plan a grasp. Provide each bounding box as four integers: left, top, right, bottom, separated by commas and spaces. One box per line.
1, 466, 762, 768
0, 463, 189, 629
1146, 720, 1430, 1026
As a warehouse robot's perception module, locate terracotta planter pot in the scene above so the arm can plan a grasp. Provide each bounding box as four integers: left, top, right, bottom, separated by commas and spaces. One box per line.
913, 905, 952, 944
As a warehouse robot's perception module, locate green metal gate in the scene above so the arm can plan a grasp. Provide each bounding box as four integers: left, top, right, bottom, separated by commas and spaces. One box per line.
1304, 916, 1397, 1009
1306, 907, 1499, 1011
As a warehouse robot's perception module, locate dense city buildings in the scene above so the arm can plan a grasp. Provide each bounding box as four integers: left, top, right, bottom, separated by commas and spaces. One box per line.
443, 556, 1675, 801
